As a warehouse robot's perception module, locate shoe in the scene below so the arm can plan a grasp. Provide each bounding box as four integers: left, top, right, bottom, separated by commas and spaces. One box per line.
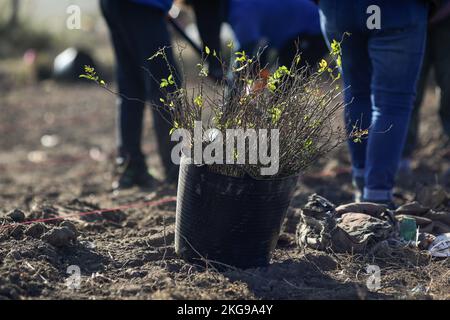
112, 157, 156, 190
352, 176, 365, 202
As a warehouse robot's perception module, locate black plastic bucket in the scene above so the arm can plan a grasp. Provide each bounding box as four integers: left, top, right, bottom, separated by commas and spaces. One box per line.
175, 157, 299, 269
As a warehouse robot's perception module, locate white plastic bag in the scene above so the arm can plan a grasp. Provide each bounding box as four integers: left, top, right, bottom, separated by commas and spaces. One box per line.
428, 233, 450, 257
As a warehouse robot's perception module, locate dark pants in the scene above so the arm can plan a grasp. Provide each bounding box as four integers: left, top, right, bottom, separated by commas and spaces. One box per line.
240, 33, 327, 69
403, 17, 450, 157
190, 0, 229, 80
278, 34, 328, 69
100, 0, 180, 174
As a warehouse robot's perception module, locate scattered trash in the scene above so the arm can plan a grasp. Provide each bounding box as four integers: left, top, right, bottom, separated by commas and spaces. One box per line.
335, 212, 394, 253
296, 194, 450, 257
424, 210, 450, 226
398, 216, 417, 241
396, 201, 429, 216
53, 47, 97, 81
417, 233, 436, 250
335, 202, 387, 216
428, 233, 450, 257
296, 195, 395, 253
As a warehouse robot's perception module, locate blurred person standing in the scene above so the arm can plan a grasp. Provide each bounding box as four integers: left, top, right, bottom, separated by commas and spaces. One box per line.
319, 0, 429, 206
228, 0, 327, 68
401, 0, 450, 173
100, 0, 224, 189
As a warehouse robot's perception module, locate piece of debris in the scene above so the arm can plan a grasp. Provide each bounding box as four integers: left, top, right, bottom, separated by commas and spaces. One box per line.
398, 216, 417, 241
396, 201, 430, 216
334, 212, 394, 253
424, 210, 450, 225
296, 194, 337, 251
417, 233, 436, 250
53, 47, 97, 81
428, 233, 450, 257
396, 215, 434, 233
335, 202, 387, 216
297, 195, 396, 253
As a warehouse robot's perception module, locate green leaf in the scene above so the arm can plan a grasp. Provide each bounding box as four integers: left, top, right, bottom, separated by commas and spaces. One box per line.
194, 95, 203, 108
160, 78, 169, 88
205, 46, 210, 55
168, 74, 175, 85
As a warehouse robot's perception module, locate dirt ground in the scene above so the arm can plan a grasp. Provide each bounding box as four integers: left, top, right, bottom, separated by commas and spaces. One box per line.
0, 73, 449, 300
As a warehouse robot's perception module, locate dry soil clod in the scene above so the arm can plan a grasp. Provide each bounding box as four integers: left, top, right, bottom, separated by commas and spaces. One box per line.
7, 209, 26, 222
41, 226, 77, 247
24, 223, 48, 239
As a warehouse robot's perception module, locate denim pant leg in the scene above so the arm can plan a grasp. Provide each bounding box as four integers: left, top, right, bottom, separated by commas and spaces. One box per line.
364, 24, 427, 198
323, 30, 373, 178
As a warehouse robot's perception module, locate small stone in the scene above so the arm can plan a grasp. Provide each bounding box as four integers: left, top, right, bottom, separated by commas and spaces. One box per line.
24, 223, 47, 239
42, 226, 77, 247
7, 209, 25, 222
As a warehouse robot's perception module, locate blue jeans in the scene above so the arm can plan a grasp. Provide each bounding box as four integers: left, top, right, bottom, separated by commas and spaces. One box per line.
100, 0, 180, 174
319, 0, 428, 200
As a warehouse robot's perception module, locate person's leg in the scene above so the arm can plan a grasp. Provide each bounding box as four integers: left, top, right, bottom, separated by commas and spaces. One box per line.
101, 0, 159, 189
100, 0, 146, 162
323, 31, 373, 196
116, 3, 181, 181
146, 51, 181, 181
365, 23, 427, 201
190, 0, 228, 80
279, 34, 328, 69
431, 17, 450, 139
402, 37, 432, 161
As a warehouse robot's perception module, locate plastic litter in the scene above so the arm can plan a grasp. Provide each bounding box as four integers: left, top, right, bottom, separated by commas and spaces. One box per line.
428, 233, 450, 257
